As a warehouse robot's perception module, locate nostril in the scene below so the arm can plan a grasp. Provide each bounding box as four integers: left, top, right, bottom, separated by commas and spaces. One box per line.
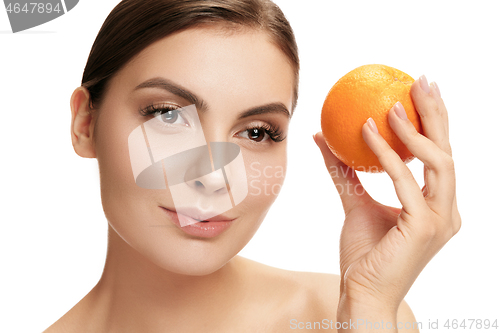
194, 180, 204, 188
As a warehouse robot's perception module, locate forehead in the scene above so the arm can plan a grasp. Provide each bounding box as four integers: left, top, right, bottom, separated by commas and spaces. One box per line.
111, 26, 295, 112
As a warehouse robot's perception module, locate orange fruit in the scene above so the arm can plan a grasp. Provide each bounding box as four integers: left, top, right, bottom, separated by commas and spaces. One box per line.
321, 64, 423, 173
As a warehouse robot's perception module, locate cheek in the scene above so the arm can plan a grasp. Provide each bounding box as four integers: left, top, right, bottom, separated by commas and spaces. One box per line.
94, 113, 136, 195
244, 152, 287, 207
93, 108, 165, 228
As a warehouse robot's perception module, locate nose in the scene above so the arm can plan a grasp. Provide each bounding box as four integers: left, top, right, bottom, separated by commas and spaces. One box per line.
183, 147, 229, 195
185, 169, 228, 195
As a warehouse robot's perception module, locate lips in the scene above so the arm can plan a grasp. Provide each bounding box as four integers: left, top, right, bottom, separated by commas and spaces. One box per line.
160, 206, 235, 238
172, 207, 234, 223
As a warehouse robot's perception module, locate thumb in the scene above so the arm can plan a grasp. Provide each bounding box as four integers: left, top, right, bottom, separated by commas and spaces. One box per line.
313, 131, 372, 215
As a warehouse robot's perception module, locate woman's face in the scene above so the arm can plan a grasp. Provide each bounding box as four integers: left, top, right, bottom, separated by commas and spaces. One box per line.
91, 26, 295, 275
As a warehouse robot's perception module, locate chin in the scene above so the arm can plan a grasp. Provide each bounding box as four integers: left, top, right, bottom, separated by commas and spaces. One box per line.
152, 246, 235, 276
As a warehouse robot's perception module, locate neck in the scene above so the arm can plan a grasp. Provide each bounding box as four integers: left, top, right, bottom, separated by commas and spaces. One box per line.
87, 225, 247, 331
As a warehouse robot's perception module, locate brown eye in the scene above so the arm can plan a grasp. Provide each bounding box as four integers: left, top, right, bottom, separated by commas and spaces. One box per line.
248, 128, 264, 142
236, 123, 284, 143
241, 128, 269, 142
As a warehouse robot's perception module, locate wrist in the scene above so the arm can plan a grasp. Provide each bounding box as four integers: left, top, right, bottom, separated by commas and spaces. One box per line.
337, 294, 399, 332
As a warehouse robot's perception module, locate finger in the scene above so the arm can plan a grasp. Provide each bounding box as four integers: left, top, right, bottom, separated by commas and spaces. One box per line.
388, 102, 456, 210
429, 81, 450, 141
313, 131, 372, 215
410, 76, 452, 156
361, 119, 427, 216
451, 196, 461, 235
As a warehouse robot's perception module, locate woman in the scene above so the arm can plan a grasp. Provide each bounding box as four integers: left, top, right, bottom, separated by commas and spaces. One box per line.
45, 0, 460, 331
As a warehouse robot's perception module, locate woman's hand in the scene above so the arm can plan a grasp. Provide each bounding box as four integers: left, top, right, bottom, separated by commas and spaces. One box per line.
314, 76, 461, 329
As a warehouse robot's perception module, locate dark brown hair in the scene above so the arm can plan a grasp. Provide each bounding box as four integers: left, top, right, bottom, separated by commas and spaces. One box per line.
81, 0, 299, 112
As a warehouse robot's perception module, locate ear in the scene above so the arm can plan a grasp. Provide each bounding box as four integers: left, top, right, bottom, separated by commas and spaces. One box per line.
70, 87, 97, 158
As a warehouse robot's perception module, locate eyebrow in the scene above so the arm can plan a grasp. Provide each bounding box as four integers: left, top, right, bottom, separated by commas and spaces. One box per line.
134, 77, 291, 120
134, 77, 207, 111
237, 102, 290, 120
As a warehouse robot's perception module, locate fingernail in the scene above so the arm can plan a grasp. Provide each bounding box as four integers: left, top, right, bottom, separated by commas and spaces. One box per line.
394, 101, 408, 120
431, 81, 441, 97
419, 75, 430, 94
367, 118, 378, 133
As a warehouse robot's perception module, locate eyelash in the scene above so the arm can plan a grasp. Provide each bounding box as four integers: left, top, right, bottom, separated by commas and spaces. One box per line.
139, 103, 180, 117
243, 123, 286, 143
139, 104, 286, 143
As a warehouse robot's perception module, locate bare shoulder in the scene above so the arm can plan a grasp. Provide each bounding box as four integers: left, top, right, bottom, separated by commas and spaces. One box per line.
236, 256, 419, 333
235, 256, 341, 331
43, 304, 81, 333
42, 284, 104, 333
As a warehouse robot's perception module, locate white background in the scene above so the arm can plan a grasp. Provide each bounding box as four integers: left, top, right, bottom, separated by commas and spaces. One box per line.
1, 1, 499, 332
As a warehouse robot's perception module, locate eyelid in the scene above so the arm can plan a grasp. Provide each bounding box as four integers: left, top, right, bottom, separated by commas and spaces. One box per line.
139, 102, 182, 116
241, 120, 278, 132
